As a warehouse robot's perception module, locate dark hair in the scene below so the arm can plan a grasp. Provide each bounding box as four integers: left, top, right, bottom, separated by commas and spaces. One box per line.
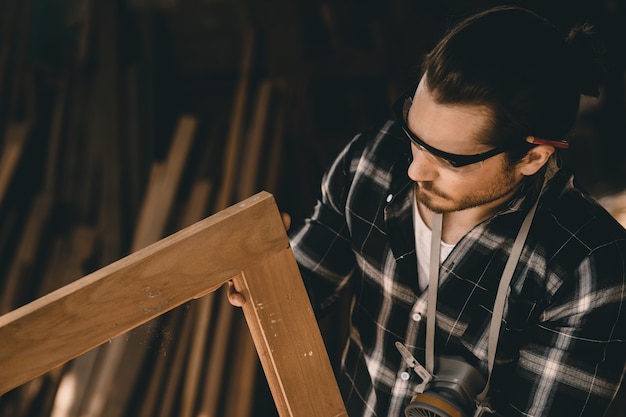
422, 6, 605, 162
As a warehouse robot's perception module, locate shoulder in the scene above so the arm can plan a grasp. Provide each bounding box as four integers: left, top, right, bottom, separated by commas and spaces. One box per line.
543, 172, 626, 248
518, 173, 626, 323
317, 120, 410, 213
337, 120, 408, 165
322, 120, 409, 194
535, 171, 626, 282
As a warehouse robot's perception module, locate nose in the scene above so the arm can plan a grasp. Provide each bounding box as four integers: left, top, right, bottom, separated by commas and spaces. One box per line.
407, 147, 438, 182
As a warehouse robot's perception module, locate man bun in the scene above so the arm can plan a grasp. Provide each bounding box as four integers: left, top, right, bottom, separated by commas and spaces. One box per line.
566, 23, 607, 98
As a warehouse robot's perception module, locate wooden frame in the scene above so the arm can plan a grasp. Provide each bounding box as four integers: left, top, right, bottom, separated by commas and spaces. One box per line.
0, 191, 347, 417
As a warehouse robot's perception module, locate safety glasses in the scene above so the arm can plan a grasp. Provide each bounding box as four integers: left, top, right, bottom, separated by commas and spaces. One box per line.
392, 85, 507, 169
392, 84, 569, 174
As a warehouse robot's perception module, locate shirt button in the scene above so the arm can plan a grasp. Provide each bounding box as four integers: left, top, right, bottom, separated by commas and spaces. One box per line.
401, 371, 410, 381
412, 313, 422, 322
386, 193, 393, 202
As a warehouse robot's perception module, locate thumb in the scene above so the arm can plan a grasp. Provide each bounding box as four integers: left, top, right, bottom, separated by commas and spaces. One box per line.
227, 281, 245, 307
281, 212, 291, 231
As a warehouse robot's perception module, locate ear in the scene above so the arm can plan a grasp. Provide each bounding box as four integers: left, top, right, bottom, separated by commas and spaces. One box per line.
519, 145, 555, 176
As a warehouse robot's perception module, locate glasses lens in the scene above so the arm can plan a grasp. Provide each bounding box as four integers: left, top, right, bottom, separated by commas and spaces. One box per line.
413, 143, 484, 176
452, 160, 484, 176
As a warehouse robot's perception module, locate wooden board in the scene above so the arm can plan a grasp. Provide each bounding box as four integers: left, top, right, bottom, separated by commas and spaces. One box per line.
234, 247, 347, 417
0, 121, 31, 206
0, 192, 346, 416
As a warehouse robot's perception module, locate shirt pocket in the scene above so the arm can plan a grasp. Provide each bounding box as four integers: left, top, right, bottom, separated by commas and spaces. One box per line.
453, 295, 539, 365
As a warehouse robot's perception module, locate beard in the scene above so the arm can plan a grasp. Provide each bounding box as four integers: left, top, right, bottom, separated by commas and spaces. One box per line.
415, 165, 520, 214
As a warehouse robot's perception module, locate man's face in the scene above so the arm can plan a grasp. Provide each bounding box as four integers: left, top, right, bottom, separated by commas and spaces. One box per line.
406, 78, 525, 214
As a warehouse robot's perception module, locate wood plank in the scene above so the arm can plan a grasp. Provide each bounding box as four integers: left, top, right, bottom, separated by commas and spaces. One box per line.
77, 0, 94, 66
0, 190, 348, 416
155, 305, 195, 417
263, 80, 287, 194
0, 121, 31, 206
89, 0, 122, 267
49, 350, 99, 417
237, 80, 274, 199
43, 73, 69, 195
194, 288, 236, 416
179, 179, 212, 228
5, 0, 33, 121
234, 248, 347, 417
0, 191, 287, 395
0, 193, 52, 314
0, 0, 18, 114
179, 282, 214, 417
38, 226, 97, 298
133, 306, 185, 417
214, 30, 255, 210
14, 364, 65, 417
131, 115, 198, 250
219, 313, 259, 417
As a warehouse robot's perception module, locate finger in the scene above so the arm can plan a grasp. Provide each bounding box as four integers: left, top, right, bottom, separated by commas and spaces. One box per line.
227, 280, 246, 307
281, 212, 291, 231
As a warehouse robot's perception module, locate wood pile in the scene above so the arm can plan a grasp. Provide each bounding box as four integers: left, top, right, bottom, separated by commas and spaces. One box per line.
0, 1, 297, 416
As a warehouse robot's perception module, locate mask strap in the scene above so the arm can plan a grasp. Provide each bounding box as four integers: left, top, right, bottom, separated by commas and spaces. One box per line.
425, 189, 542, 403
425, 211, 443, 374
475, 192, 541, 404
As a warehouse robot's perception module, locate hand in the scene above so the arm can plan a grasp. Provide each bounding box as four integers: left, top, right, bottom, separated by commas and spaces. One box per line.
227, 212, 292, 307
227, 280, 246, 307
281, 212, 291, 231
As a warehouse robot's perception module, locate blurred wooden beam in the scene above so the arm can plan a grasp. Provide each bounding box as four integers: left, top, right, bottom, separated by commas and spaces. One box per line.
220, 313, 258, 417
0, 121, 31, 206
189, 29, 256, 416
0, 193, 52, 315
237, 80, 274, 200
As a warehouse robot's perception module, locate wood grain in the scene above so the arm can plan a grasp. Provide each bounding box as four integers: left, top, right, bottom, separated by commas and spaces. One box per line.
0, 191, 286, 395
235, 249, 348, 417
0, 191, 347, 416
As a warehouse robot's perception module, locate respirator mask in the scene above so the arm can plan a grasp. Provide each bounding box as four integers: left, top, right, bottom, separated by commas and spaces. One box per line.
403, 355, 486, 417
396, 342, 489, 417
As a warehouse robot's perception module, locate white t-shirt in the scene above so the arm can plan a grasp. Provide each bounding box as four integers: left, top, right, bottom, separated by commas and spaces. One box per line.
412, 198, 455, 291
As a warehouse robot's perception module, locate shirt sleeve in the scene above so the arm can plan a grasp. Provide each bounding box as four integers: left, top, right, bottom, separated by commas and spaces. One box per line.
288, 132, 368, 316
505, 238, 626, 416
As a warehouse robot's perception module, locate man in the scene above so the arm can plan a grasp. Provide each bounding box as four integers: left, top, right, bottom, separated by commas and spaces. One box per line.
288, 6, 626, 417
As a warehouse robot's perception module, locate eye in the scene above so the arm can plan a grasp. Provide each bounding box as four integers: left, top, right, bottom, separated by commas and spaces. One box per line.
436, 157, 457, 169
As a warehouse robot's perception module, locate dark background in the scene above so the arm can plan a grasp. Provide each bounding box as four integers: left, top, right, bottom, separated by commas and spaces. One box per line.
0, 0, 624, 416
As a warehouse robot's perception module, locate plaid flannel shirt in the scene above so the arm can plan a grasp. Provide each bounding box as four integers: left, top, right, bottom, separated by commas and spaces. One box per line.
289, 120, 626, 417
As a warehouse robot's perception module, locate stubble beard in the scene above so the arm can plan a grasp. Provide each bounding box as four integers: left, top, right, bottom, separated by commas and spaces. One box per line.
415, 166, 520, 214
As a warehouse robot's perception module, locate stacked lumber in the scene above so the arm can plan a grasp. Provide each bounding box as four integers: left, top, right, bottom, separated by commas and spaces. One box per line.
0, 1, 290, 416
